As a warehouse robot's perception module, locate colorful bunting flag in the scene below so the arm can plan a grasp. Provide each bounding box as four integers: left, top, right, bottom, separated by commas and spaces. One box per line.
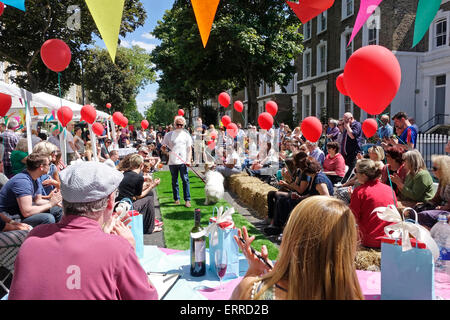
33, 106, 39, 116
2, 0, 26, 11
43, 107, 49, 114
85, 0, 125, 62
286, 0, 335, 24
191, 0, 220, 48
413, 0, 442, 48
348, 0, 383, 45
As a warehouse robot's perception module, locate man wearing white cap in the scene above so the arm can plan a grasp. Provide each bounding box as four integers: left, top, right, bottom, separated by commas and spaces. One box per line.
9, 161, 158, 300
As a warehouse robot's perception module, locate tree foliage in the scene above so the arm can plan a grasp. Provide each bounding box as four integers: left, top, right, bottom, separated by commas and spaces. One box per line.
152, 0, 303, 124
0, 0, 146, 95
145, 98, 179, 126
83, 45, 155, 114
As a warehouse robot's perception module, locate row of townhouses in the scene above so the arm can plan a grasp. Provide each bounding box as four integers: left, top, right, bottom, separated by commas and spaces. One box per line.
216, 0, 450, 133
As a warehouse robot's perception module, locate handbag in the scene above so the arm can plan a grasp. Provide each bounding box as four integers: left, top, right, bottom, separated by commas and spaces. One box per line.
206, 206, 240, 280
373, 205, 440, 300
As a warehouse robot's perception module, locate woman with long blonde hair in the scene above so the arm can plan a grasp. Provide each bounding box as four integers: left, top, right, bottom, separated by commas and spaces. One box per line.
231, 196, 364, 300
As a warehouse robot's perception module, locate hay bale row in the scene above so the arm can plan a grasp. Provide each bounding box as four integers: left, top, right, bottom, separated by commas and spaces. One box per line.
227, 173, 277, 219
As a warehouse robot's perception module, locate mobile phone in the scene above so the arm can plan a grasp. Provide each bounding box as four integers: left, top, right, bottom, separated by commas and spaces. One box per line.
238, 236, 273, 270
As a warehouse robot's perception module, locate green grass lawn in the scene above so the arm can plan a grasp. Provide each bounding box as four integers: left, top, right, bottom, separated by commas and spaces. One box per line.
154, 171, 279, 260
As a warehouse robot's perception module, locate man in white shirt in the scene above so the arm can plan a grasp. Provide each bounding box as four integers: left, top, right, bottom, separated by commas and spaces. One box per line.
48, 125, 60, 149
61, 121, 77, 163
162, 116, 193, 208
193, 117, 206, 166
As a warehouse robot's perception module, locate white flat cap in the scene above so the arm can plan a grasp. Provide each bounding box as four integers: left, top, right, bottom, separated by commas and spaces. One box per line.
59, 161, 124, 203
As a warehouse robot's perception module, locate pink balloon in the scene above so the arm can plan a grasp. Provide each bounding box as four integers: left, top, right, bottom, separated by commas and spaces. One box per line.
218, 92, 230, 108
258, 112, 274, 130
301, 116, 322, 143
336, 73, 348, 96
265, 101, 278, 117
227, 123, 238, 138
234, 101, 244, 113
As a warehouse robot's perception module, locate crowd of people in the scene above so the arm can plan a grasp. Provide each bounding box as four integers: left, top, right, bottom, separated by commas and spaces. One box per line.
0, 110, 449, 300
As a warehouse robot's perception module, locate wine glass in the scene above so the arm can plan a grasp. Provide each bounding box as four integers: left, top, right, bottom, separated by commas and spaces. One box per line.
215, 249, 228, 291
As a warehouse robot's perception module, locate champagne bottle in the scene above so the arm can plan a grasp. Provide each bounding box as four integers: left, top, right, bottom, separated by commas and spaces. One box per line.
190, 208, 206, 277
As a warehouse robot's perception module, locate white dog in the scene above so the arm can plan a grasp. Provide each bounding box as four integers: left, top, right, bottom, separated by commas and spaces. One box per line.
204, 168, 225, 205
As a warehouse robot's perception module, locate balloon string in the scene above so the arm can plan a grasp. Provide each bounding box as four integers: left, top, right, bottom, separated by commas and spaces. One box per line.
374, 115, 398, 208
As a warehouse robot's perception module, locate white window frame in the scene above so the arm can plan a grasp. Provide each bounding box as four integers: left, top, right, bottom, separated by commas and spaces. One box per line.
362, 9, 380, 46
428, 10, 450, 51
303, 21, 312, 41
342, 0, 354, 21
340, 28, 354, 68
303, 48, 312, 79
317, 40, 327, 75
317, 11, 327, 34
300, 85, 312, 118
434, 18, 447, 49
313, 80, 328, 119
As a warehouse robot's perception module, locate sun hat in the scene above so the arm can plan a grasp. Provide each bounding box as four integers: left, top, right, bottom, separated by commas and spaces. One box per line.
59, 161, 124, 203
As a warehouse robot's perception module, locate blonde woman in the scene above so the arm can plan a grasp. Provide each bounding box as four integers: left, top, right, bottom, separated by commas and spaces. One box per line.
117, 154, 161, 234
390, 149, 435, 204
11, 138, 29, 176
231, 196, 364, 300
417, 155, 450, 228
33, 141, 61, 196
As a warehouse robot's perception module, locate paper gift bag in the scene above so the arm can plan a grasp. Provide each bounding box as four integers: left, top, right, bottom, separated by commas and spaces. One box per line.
129, 210, 144, 259
207, 207, 240, 280
381, 238, 435, 300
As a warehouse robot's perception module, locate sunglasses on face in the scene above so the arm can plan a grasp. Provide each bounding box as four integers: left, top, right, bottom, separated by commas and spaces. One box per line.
432, 166, 439, 171
175, 124, 183, 127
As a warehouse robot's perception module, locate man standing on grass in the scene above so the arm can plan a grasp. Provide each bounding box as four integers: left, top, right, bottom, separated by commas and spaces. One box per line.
162, 116, 193, 208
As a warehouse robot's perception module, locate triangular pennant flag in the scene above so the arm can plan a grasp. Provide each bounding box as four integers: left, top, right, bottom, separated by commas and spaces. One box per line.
33, 106, 39, 116
348, 0, 383, 45
48, 114, 55, 122
286, 0, 335, 24
191, 0, 220, 48
85, 0, 125, 62
413, 0, 441, 48
2, 0, 26, 11
43, 107, 49, 114
43, 115, 48, 125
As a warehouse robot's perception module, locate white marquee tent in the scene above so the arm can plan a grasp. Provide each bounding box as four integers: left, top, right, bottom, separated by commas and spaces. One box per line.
0, 81, 116, 164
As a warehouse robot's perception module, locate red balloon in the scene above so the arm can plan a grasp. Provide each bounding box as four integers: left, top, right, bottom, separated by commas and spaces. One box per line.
57, 106, 73, 127
362, 118, 378, 138
141, 120, 149, 130
344, 45, 401, 115
80, 105, 97, 124
113, 112, 124, 126
301, 116, 322, 143
178, 109, 185, 116
0, 3, 5, 17
0, 93, 12, 117
221, 115, 231, 127
106, 103, 112, 109
234, 101, 244, 113
92, 122, 104, 136
207, 140, 216, 151
227, 123, 238, 138
265, 101, 278, 117
218, 92, 230, 108
336, 73, 348, 96
258, 112, 274, 130
40, 39, 72, 72
121, 117, 128, 128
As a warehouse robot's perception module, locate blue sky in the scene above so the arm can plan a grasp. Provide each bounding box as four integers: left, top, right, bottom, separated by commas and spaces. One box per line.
118, 1, 175, 114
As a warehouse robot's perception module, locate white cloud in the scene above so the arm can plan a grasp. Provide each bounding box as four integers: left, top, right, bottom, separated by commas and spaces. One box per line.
136, 92, 158, 113
131, 41, 156, 52
142, 32, 156, 40
120, 40, 131, 48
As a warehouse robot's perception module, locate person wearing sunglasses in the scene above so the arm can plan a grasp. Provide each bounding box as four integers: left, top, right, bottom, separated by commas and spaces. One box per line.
161, 116, 192, 208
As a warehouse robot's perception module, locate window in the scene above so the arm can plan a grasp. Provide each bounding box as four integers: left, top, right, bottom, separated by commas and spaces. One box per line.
303, 49, 312, 78
345, 33, 353, 61
317, 91, 325, 118
317, 43, 327, 74
368, 28, 378, 45
304, 21, 312, 40
317, 11, 327, 34
304, 94, 311, 116
342, 0, 354, 20
344, 96, 353, 112
435, 19, 447, 48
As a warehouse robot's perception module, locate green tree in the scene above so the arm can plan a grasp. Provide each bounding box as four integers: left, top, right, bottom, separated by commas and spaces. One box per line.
0, 0, 146, 94
152, 0, 303, 124
145, 97, 179, 126
83, 45, 155, 114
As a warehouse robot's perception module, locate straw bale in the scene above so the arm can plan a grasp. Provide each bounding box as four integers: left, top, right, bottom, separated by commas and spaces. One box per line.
355, 248, 381, 271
